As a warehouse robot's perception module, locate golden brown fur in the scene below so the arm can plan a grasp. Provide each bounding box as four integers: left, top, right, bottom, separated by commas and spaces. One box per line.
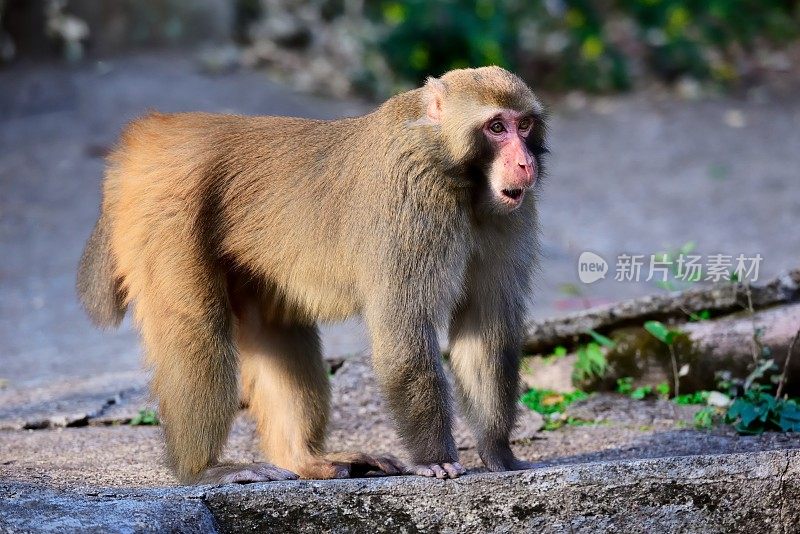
77, 66, 546, 483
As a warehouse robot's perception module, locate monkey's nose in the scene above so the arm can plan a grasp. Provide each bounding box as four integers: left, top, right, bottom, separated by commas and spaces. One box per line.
517, 161, 535, 185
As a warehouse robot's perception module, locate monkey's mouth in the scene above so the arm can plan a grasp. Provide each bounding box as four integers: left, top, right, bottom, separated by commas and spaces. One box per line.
501, 188, 524, 203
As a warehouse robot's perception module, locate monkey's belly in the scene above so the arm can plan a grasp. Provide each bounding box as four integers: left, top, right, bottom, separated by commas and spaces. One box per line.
298, 286, 361, 322
262, 277, 361, 324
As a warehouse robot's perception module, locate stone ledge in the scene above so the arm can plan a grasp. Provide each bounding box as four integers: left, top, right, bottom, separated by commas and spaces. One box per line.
2, 449, 798, 533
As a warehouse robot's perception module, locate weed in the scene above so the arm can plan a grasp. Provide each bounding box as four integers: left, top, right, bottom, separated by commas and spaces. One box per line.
725, 387, 800, 434
686, 309, 711, 322
542, 345, 568, 364
520, 388, 588, 416
616, 376, 634, 395
572, 330, 614, 383
573, 342, 607, 383
673, 391, 711, 405
644, 320, 685, 397
694, 406, 718, 429
616, 376, 671, 400
129, 409, 159, 426
586, 329, 615, 348
520, 388, 592, 431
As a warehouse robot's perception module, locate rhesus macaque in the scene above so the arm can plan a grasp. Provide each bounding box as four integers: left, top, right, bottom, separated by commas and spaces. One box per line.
77, 66, 547, 484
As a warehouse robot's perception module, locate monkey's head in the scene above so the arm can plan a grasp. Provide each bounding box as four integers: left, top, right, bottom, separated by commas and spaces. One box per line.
422, 66, 546, 214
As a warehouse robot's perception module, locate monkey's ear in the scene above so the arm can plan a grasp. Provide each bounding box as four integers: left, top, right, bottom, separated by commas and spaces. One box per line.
423, 77, 446, 124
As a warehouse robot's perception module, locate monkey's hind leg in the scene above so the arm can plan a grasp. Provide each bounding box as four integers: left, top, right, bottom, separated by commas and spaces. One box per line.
138, 273, 297, 485
133, 266, 247, 484
237, 302, 403, 479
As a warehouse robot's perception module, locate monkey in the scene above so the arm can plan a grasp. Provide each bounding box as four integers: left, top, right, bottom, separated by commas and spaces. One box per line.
76, 66, 547, 484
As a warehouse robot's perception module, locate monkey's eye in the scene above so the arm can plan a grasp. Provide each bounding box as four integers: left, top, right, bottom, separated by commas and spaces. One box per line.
489, 121, 505, 134
518, 118, 532, 131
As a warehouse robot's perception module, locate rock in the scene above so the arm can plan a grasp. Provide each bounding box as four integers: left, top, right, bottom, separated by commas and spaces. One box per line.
0, 372, 148, 430
0, 483, 217, 533
580, 302, 800, 394
6, 449, 794, 532
706, 391, 731, 408
202, 449, 800, 532
524, 269, 800, 355
564, 394, 698, 425
521, 354, 576, 393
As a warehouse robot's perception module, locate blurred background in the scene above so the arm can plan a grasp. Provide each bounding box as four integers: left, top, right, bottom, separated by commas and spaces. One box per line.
1, 0, 799, 388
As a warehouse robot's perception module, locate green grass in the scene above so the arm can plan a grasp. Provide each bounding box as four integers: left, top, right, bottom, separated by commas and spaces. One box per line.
129, 409, 159, 426
520, 388, 592, 430
673, 391, 711, 405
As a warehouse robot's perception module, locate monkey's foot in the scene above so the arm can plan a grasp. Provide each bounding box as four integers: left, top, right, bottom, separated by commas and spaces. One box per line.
484, 456, 545, 472
500, 459, 544, 471
405, 462, 465, 479
198, 462, 299, 485
298, 452, 405, 479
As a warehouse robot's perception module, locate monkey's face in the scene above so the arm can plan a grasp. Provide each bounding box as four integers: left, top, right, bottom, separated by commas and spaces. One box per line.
481, 110, 537, 213
422, 66, 546, 215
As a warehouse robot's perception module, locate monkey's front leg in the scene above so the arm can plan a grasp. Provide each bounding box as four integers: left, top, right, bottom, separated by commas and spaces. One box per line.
448, 300, 537, 472
367, 310, 465, 479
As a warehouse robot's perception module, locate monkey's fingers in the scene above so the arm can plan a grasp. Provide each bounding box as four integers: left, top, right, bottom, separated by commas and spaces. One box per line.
405, 462, 465, 479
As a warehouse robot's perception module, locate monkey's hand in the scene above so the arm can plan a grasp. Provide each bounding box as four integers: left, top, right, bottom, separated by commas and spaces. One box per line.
298, 452, 406, 479
404, 462, 466, 479
198, 462, 299, 485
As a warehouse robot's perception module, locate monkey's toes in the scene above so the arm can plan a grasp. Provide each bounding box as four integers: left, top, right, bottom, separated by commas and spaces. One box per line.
199, 462, 299, 485
324, 452, 406, 477
405, 462, 465, 479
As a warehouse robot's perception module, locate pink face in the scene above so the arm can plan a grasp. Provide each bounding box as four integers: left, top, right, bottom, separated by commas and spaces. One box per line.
483, 110, 537, 212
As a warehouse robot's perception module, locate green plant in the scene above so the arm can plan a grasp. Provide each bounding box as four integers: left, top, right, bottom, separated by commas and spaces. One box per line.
687, 309, 711, 322
694, 406, 717, 429
248, 0, 800, 98
616, 376, 634, 395
543, 416, 594, 431
704, 294, 800, 435
622, 0, 799, 84
630, 385, 653, 400
725, 387, 800, 434
375, 0, 523, 86
673, 391, 711, 405
571, 329, 615, 384
617, 377, 671, 400
644, 320, 685, 396
573, 342, 607, 383
543, 345, 568, 364
520, 388, 588, 416
586, 329, 615, 348
129, 409, 159, 426
520, 388, 594, 430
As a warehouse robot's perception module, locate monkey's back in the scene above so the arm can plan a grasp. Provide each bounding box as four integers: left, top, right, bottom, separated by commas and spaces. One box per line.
103, 111, 371, 323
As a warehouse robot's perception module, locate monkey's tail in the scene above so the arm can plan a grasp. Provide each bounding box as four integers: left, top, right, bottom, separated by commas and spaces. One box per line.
76, 214, 127, 327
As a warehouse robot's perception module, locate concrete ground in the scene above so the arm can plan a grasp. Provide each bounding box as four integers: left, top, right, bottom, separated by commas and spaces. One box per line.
1, 53, 800, 531
2, 352, 800, 531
